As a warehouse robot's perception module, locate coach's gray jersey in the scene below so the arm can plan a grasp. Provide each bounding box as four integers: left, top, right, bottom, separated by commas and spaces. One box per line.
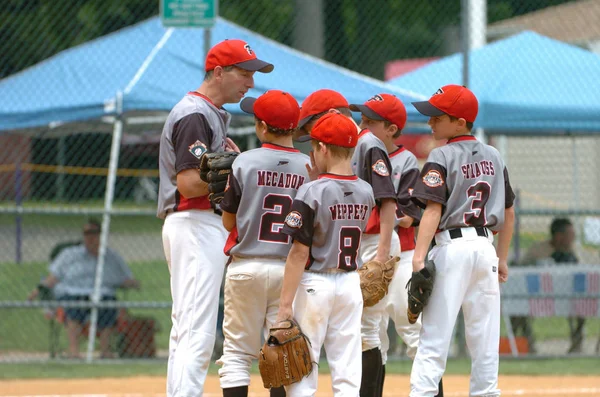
157, 92, 230, 219
412, 135, 515, 232
282, 174, 375, 272
389, 146, 422, 223
220, 144, 310, 259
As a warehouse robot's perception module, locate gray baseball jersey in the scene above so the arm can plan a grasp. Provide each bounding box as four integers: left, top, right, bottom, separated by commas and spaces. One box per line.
389, 146, 421, 251
351, 130, 396, 234
412, 135, 515, 231
282, 174, 375, 272
389, 146, 422, 223
157, 92, 230, 219
220, 143, 310, 259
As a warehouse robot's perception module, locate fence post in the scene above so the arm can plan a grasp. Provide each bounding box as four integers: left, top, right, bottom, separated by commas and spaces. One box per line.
86, 91, 124, 363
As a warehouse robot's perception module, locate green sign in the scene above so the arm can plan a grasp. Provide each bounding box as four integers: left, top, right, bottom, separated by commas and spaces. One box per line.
161, 0, 217, 28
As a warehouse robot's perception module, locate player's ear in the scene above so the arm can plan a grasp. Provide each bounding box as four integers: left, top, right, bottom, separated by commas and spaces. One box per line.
212, 66, 224, 81
387, 124, 398, 137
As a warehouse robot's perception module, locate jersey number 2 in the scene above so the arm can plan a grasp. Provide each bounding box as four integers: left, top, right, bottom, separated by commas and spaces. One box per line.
337, 227, 361, 270
464, 181, 491, 226
259, 194, 293, 244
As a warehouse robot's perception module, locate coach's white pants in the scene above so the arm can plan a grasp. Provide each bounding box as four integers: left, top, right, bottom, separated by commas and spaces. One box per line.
286, 271, 363, 397
217, 258, 285, 388
380, 249, 421, 364
410, 228, 501, 397
163, 210, 228, 397
360, 233, 401, 352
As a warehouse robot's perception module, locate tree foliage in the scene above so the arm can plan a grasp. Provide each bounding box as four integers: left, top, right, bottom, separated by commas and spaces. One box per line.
0, 0, 574, 79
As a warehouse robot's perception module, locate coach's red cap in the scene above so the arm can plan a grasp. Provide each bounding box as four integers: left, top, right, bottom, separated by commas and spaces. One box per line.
298, 89, 349, 128
240, 90, 300, 130
297, 112, 358, 148
350, 94, 407, 130
412, 85, 478, 123
205, 39, 274, 73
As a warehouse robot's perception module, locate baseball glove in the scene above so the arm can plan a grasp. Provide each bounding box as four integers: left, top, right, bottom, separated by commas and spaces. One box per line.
258, 319, 313, 389
358, 256, 399, 307
406, 260, 436, 324
199, 151, 238, 205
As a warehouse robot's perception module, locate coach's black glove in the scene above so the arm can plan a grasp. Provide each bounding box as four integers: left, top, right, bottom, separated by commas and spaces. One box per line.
199, 152, 238, 205
406, 259, 436, 324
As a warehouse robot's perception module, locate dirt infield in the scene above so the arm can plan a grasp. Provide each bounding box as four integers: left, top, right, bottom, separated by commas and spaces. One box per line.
2, 375, 600, 397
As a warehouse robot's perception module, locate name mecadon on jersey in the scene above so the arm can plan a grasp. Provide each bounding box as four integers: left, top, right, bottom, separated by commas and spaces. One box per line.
328, 203, 370, 221
461, 160, 495, 180
257, 170, 305, 190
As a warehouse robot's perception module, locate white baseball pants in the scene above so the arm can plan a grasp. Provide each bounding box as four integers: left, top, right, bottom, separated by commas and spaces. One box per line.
286, 271, 363, 397
380, 248, 422, 364
217, 258, 285, 388
410, 227, 501, 397
162, 210, 228, 397
360, 233, 401, 351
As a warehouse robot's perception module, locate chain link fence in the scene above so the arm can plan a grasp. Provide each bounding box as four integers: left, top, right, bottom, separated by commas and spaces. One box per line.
1, 0, 600, 363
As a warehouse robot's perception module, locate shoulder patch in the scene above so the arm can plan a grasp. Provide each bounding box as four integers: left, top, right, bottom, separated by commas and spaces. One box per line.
422, 170, 444, 188
285, 211, 303, 228
188, 140, 207, 159
372, 159, 389, 176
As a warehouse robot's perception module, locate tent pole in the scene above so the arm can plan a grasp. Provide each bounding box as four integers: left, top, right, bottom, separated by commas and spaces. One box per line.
86, 91, 124, 363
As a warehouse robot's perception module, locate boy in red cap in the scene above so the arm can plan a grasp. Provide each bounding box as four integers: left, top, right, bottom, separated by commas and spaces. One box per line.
216, 90, 310, 397
158, 39, 272, 397
351, 93, 447, 397
298, 89, 399, 397
277, 111, 376, 397
409, 85, 515, 397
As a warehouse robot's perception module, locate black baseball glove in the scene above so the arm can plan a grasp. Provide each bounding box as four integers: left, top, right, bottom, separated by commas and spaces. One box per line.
199, 151, 238, 205
406, 259, 436, 324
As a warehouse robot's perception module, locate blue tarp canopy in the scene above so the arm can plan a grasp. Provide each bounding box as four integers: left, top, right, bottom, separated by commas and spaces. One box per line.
390, 31, 600, 134
0, 17, 424, 132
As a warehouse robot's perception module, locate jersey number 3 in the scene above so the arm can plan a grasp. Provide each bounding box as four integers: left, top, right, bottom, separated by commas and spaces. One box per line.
338, 227, 361, 270
464, 181, 491, 226
259, 193, 293, 244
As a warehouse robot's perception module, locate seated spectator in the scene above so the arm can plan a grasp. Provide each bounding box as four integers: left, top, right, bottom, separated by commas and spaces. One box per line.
28, 219, 140, 358
512, 218, 582, 354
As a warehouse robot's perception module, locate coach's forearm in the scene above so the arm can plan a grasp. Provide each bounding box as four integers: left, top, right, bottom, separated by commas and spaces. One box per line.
279, 241, 309, 310
176, 169, 209, 198
497, 206, 515, 264
413, 201, 442, 272
375, 198, 397, 261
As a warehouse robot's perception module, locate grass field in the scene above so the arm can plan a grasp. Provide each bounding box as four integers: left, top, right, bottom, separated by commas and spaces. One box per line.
2, 258, 600, 354
2, 357, 600, 380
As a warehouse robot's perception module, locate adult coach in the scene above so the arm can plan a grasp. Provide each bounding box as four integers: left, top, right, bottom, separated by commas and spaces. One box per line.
157, 39, 273, 397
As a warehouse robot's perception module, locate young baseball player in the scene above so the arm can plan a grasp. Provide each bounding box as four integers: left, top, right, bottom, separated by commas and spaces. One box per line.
276, 111, 375, 397
351, 94, 440, 396
298, 89, 399, 397
157, 39, 273, 397
409, 85, 515, 397
217, 90, 309, 397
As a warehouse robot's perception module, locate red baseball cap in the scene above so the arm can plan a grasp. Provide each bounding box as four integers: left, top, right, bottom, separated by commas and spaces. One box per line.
298, 89, 349, 128
412, 85, 478, 123
350, 94, 407, 130
297, 112, 358, 148
240, 90, 300, 130
205, 39, 274, 73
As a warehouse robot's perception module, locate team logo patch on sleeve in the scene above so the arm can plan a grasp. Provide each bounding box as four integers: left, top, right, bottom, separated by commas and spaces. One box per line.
285, 211, 303, 228
188, 140, 207, 159
372, 159, 390, 176
422, 170, 444, 188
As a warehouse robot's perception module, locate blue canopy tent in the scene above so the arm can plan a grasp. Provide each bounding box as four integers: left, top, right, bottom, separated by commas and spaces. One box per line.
389, 31, 600, 134
0, 16, 424, 133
